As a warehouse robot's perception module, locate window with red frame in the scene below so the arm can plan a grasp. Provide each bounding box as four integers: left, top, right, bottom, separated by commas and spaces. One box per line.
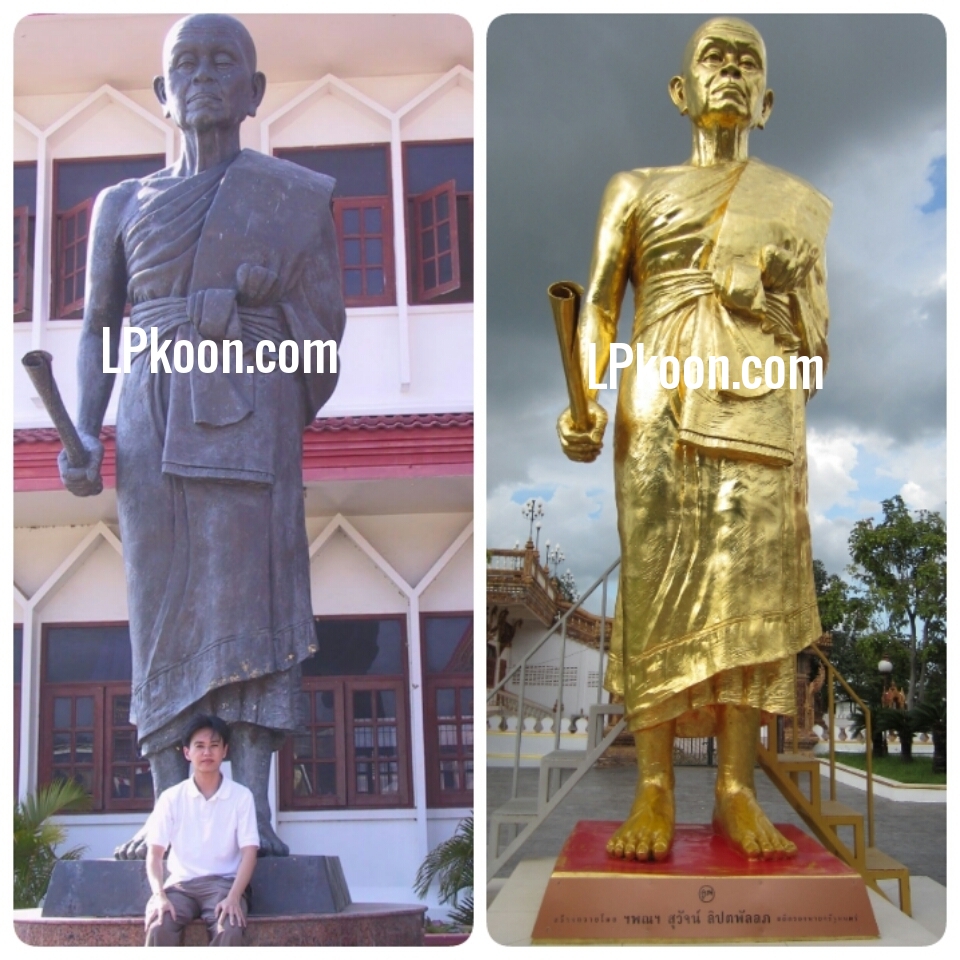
39, 624, 152, 812
280, 617, 411, 810
276, 145, 395, 308
422, 614, 473, 807
14, 163, 36, 321
404, 141, 473, 305
52, 156, 165, 319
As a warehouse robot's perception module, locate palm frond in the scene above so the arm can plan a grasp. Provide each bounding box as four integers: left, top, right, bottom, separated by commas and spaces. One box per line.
414, 816, 473, 907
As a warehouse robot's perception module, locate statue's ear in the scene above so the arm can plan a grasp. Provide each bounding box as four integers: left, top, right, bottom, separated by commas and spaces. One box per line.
248, 71, 267, 117
153, 76, 168, 114
757, 89, 774, 130
668, 75, 688, 116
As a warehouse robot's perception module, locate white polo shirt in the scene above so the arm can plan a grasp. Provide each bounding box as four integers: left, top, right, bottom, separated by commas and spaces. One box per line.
144, 775, 260, 887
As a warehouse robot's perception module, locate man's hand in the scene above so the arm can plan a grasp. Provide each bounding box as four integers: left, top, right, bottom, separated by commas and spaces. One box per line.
58, 432, 104, 497
557, 400, 608, 463
214, 892, 247, 928
144, 892, 177, 931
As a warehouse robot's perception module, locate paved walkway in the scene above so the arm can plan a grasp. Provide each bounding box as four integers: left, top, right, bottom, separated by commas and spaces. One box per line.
487, 764, 946, 885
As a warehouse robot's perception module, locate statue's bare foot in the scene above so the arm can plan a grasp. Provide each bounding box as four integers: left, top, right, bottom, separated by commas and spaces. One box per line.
606, 783, 674, 861
257, 819, 290, 857
114, 827, 148, 860
712, 788, 797, 860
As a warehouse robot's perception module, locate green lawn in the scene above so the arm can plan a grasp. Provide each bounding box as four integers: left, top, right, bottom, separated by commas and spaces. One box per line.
831, 752, 946, 785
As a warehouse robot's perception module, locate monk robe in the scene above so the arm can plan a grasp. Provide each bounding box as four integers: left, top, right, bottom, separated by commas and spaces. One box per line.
583, 158, 831, 736
113, 150, 345, 753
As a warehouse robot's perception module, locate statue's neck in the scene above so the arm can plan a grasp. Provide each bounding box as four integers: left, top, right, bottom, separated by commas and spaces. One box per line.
689, 124, 750, 167
174, 128, 242, 177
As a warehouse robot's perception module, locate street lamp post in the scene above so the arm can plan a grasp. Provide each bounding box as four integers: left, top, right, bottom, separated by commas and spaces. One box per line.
875, 657, 893, 759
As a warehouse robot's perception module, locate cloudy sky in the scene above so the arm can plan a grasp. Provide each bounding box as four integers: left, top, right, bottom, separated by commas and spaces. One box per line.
486, 14, 945, 603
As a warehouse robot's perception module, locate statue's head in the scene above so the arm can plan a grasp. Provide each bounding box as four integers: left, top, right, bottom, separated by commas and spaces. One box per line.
669, 17, 773, 133
154, 14, 266, 134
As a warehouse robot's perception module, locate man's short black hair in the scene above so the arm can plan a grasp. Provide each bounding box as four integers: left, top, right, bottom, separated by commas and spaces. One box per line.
182, 714, 231, 748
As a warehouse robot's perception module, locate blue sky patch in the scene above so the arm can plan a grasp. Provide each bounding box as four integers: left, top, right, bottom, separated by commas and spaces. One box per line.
920, 154, 946, 213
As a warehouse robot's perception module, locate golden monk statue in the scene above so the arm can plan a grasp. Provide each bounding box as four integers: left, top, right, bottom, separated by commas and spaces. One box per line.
556, 18, 830, 861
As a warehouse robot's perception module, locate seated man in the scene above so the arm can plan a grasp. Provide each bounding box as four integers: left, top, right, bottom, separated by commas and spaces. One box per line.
144, 715, 259, 946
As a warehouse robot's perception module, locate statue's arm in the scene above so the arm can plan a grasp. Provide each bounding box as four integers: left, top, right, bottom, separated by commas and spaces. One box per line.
60, 182, 132, 496
578, 171, 639, 399
792, 246, 830, 393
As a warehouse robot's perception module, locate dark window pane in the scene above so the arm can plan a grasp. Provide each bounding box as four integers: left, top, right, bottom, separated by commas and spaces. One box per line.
344, 238, 362, 266
423, 260, 436, 291
305, 619, 404, 677
293, 765, 313, 796
364, 238, 382, 265
439, 253, 453, 285
14, 164, 37, 214
436, 192, 449, 221
46, 626, 132, 682
75, 697, 94, 728
112, 696, 130, 726
57, 156, 165, 212
293, 734, 313, 760
77, 239, 87, 266
65, 218, 75, 244
113, 731, 133, 762
462, 687, 473, 716
315, 690, 335, 723
65, 245, 74, 274
356, 762, 372, 793
53, 732, 71, 762
354, 726, 373, 752
64, 277, 73, 305
76, 271, 85, 300
344, 269, 363, 296
112, 769, 132, 799
463, 722, 473, 746
354, 690, 372, 721
439, 760, 459, 791
377, 725, 397, 751
135, 767, 153, 799
75, 732, 94, 763
364, 206, 382, 233
75, 769, 94, 793
366, 268, 384, 295
278, 146, 389, 198
438, 725, 458, 753
378, 762, 399, 793
317, 764, 337, 796
376, 690, 396, 719
405, 142, 473, 194
53, 698, 71, 729
424, 617, 472, 674
436, 688, 456, 718
343, 209, 361, 236
420, 199, 433, 228
78, 209, 87, 235
421, 231, 435, 259
464, 761, 473, 790
14, 627, 23, 684
316, 728, 335, 759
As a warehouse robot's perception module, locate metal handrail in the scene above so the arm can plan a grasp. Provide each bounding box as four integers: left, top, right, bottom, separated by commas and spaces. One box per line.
488, 555, 620, 800
486, 555, 620, 701
807, 643, 875, 849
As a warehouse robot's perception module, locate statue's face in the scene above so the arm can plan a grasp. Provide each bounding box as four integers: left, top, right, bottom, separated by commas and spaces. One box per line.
674, 19, 772, 131
156, 15, 264, 134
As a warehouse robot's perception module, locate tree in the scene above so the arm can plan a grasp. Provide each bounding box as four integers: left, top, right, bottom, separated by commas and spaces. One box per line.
847, 496, 945, 708
414, 816, 473, 928
14, 779, 88, 908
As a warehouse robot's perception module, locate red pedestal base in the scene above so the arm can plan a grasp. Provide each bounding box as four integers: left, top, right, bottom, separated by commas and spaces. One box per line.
531, 822, 878, 943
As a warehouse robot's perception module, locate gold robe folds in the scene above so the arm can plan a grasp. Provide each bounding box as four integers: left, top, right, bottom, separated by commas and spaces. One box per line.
584, 159, 831, 736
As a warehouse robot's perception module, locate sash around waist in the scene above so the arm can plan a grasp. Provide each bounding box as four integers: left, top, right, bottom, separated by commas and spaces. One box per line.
631, 269, 798, 466
126, 297, 286, 485
130, 297, 284, 346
